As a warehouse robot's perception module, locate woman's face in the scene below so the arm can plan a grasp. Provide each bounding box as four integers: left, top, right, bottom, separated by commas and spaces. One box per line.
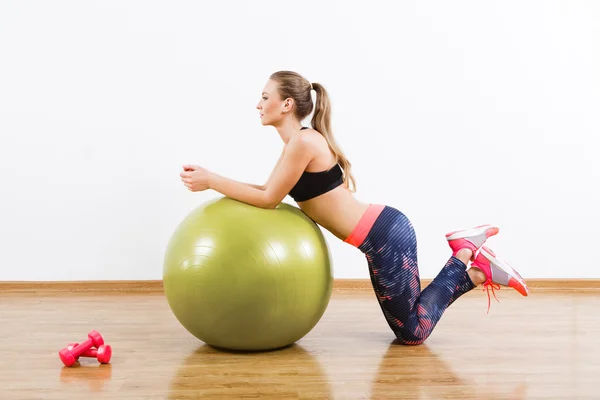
256, 79, 287, 126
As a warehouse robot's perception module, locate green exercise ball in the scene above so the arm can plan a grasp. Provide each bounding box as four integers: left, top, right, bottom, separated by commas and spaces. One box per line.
163, 196, 333, 351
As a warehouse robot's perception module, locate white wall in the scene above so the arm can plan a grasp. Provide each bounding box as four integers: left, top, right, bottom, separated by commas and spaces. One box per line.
1, 1, 599, 281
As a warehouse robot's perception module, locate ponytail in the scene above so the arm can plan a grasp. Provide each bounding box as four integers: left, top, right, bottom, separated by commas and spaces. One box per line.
311, 83, 356, 192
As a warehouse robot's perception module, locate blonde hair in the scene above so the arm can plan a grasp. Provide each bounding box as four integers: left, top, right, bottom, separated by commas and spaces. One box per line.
269, 71, 356, 192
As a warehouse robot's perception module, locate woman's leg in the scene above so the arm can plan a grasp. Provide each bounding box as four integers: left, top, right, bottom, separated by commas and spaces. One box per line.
365, 248, 475, 345
359, 208, 492, 345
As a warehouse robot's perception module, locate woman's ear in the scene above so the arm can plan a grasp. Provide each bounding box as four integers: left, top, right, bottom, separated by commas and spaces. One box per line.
282, 98, 294, 114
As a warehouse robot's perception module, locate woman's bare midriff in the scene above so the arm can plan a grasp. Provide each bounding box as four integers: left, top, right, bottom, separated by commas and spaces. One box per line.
296, 186, 372, 241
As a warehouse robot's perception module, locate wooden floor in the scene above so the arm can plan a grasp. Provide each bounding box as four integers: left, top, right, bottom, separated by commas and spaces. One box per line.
1, 288, 599, 399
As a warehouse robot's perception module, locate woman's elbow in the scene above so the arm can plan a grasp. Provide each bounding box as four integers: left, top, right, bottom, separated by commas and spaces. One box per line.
262, 192, 283, 209
264, 199, 280, 209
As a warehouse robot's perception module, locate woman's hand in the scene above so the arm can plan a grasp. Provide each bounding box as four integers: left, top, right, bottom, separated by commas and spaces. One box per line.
180, 164, 211, 192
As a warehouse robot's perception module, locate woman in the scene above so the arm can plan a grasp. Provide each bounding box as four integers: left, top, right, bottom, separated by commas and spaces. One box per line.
180, 71, 529, 345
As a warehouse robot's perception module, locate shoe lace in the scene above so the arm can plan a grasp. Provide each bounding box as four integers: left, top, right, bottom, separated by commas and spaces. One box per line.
483, 278, 501, 314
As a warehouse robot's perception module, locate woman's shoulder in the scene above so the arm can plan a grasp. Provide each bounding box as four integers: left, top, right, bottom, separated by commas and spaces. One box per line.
296, 128, 328, 148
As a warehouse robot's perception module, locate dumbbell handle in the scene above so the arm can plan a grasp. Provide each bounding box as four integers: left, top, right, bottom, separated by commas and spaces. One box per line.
71, 339, 94, 357
67, 343, 96, 357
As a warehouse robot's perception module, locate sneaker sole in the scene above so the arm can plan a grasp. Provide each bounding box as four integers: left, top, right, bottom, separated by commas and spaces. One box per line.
480, 246, 529, 296
445, 224, 499, 241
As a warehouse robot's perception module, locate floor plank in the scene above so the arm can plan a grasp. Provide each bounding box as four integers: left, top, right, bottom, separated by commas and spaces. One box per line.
1, 288, 598, 399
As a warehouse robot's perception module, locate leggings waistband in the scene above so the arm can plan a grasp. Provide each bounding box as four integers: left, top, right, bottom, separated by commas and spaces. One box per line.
344, 204, 385, 248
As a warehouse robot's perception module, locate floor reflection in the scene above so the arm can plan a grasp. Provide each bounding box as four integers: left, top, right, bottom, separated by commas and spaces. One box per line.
370, 339, 528, 399
168, 344, 332, 399
59, 363, 113, 392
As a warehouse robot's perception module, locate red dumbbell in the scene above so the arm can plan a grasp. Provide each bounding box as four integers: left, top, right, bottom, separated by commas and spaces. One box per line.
59, 330, 104, 367
66, 343, 112, 365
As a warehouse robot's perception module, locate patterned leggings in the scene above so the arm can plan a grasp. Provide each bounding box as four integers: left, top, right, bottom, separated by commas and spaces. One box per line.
348, 205, 476, 345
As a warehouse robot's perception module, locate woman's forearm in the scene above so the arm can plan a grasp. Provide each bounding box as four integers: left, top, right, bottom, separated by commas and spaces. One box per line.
209, 172, 274, 209
245, 183, 264, 190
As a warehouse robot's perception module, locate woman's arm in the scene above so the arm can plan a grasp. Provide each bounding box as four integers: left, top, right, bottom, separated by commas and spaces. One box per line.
245, 183, 265, 190
207, 174, 271, 207
181, 139, 311, 209
184, 166, 263, 190
208, 139, 311, 208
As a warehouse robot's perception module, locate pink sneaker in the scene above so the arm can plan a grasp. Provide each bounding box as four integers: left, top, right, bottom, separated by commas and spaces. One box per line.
445, 224, 499, 261
471, 246, 530, 313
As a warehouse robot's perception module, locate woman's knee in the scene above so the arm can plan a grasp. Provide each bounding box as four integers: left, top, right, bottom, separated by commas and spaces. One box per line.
394, 328, 429, 345
396, 335, 427, 346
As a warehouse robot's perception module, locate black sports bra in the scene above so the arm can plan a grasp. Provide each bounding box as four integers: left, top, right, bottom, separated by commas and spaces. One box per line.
288, 127, 344, 202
